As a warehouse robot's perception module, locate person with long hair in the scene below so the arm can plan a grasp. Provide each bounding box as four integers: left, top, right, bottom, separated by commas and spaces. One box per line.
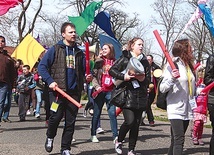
109, 37, 150, 155
90, 43, 118, 143
160, 39, 196, 155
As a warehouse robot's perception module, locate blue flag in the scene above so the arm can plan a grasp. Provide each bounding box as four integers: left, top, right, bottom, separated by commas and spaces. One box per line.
94, 11, 116, 39
99, 34, 122, 59
198, 4, 214, 37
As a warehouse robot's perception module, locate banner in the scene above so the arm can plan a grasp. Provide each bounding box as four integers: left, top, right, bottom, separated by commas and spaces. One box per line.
0, 0, 23, 16
68, 1, 102, 36
11, 34, 45, 70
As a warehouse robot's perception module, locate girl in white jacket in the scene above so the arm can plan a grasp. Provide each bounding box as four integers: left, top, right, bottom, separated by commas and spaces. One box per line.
160, 39, 196, 155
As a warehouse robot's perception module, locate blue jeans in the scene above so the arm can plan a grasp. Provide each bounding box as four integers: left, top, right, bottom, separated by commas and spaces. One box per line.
3, 90, 12, 119
0, 82, 9, 121
35, 89, 43, 115
91, 91, 118, 139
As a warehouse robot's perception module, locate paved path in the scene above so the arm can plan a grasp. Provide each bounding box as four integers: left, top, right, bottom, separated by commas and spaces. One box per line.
0, 101, 211, 155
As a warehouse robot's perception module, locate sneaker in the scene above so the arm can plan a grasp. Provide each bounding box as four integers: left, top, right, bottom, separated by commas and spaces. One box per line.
115, 142, 122, 154
149, 121, 155, 127
33, 109, 36, 116
3, 118, 12, 123
35, 113, 40, 118
198, 139, 204, 145
113, 136, 118, 144
26, 109, 31, 115
96, 127, 104, 134
45, 138, 54, 152
83, 110, 87, 117
90, 135, 99, 143
193, 138, 199, 145
128, 150, 141, 155
19, 117, 26, 122
61, 149, 70, 155
89, 109, 94, 116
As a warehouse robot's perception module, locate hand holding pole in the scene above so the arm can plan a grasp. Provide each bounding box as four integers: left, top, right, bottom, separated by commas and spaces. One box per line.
55, 87, 82, 108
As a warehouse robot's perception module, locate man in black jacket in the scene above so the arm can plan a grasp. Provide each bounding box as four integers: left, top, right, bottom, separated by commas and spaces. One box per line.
204, 54, 214, 155
141, 54, 161, 126
38, 22, 92, 155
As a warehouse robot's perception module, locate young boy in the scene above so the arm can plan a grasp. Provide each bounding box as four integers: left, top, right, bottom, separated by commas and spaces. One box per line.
16, 65, 36, 121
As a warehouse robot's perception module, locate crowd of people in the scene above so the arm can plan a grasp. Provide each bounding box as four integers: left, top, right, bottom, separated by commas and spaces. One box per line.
0, 22, 213, 155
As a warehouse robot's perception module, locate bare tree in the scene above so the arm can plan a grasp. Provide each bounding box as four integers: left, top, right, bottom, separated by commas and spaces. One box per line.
151, 0, 214, 66
0, 0, 43, 45
151, 0, 183, 67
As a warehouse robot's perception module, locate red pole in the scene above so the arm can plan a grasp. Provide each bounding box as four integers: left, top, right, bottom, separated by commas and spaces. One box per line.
116, 107, 122, 116
153, 30, 180, 78
85, 42, 90, 75
201, 82, 214, 93
55, 87, 82, 108
194, 62, 201, 71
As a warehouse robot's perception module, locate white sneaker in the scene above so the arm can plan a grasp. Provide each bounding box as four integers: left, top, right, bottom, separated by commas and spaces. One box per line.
26, 110, 31, 115
90, 135, 99, 143
83, 110, 87, 117
115, 141, 122, 154
113, 136, 118, 144
127, 150, 141, 155
61, 149, 71, 155
35, 113, 40, 118
96, 127, 104, 134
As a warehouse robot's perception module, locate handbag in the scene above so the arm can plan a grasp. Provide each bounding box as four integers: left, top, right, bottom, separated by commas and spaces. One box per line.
110, 86, 127, 108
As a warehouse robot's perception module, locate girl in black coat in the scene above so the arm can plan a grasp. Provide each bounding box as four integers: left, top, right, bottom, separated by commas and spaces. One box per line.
109, 37, 150, 155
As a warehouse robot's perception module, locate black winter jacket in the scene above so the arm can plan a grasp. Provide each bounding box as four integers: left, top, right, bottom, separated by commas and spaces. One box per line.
204, 54, 214, 104
109, 50, 151, 110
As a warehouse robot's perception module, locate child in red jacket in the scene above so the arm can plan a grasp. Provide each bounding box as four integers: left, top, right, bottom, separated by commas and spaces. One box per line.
192, 84, 208, 145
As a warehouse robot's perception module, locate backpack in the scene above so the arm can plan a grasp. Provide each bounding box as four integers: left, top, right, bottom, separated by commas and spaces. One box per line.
153, 77, 167, 110
153, 62, 178, 110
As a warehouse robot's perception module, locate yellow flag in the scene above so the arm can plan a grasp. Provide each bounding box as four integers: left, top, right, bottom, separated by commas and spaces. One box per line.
12, 34, 45, 70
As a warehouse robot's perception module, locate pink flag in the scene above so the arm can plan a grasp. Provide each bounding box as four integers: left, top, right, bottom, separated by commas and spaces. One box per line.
179, 7, 203, 36
0, 0, 23, 16
177, 0, 209, 38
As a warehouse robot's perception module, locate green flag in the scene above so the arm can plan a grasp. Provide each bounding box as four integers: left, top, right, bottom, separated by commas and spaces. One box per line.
68, 1, 102, 36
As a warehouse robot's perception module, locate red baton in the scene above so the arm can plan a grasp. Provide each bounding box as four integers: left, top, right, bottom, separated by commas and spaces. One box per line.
202, 82, 214, 93
85, 42, 90, 75
153, 30, 180, 78
55, 87, 82, 108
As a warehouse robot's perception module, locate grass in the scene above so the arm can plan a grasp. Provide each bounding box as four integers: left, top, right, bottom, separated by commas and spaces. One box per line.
154, 115, 212, 129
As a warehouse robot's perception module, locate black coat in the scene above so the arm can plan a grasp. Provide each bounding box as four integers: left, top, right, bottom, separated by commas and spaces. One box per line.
204, 54, 214, 104
109, 50, 151, 110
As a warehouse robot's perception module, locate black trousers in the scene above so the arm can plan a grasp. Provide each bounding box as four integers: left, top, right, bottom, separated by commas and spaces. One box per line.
118, 108, 144, 151
208, 104, 214, 155
146, 90, 155, 122
168, 119, 189, 155
47, 90, 80, 151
